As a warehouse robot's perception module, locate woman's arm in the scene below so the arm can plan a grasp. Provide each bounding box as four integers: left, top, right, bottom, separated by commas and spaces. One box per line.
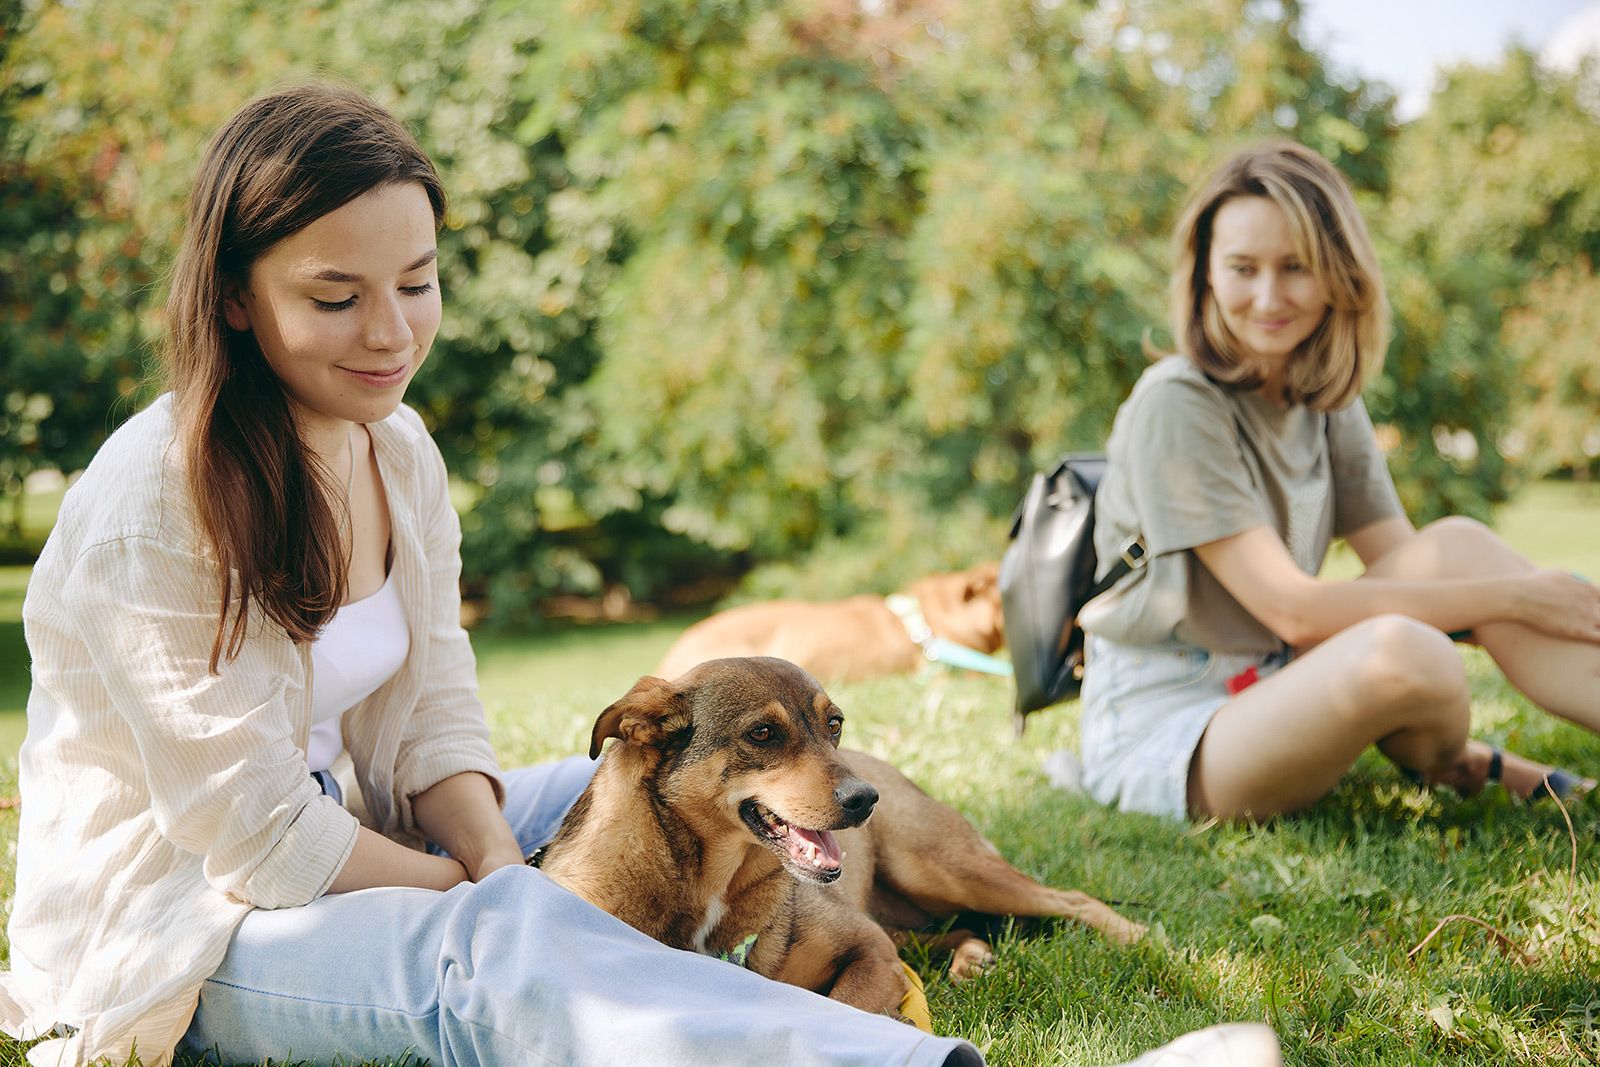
64, 537, 360, 909
1343, 515, 1415, 567
1195, 525, 1600, 649
328, 827, 469, 893
411, 771, 526, 882
390, 412, 509, 838
327, 773, 523, 893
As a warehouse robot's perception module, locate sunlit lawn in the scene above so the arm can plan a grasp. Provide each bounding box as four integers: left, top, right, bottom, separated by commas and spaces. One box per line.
0, 481, 1597, 1065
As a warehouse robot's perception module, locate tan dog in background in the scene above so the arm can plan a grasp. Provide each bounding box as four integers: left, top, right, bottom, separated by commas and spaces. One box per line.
655, 562, 1004, 683
536, 657, 1143, 1022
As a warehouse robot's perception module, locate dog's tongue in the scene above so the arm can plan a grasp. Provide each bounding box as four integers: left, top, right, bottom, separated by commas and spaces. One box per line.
787, 826, 842, 870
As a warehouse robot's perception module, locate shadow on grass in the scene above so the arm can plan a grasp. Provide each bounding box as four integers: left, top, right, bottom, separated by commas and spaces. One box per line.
0, 619, 29, 757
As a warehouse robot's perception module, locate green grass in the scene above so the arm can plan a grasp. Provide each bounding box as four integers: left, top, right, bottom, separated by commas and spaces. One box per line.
0, 568, 28, 758
1, 482, 1598, 1065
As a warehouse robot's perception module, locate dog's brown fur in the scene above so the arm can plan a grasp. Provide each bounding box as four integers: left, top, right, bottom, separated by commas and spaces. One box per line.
654, 563, 1005, 683
537, 657, 1143, 1021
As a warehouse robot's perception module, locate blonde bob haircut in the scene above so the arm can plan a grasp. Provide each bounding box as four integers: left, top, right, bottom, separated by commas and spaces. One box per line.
1168, 140, 1389, 411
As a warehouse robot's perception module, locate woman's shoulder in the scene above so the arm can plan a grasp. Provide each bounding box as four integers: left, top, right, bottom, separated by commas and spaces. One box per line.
43, 395, 200, 562
1115, 355, 1235, 432
1131, 354, 1228, 401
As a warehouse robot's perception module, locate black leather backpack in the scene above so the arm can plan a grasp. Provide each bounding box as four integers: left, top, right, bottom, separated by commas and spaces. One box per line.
999, 454, 1145, 734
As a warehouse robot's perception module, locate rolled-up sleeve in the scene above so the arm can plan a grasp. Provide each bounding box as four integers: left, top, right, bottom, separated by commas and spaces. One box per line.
391, 420, 504, 834
62, 537, 359, 908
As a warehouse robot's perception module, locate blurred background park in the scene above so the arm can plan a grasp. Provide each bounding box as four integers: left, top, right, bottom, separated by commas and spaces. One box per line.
3, 0, 1599, 673
4, 3, 1600, 1061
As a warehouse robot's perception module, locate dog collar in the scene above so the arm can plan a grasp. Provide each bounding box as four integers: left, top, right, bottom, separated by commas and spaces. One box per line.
884, 594, 1013, 677
717, 933, 758, 968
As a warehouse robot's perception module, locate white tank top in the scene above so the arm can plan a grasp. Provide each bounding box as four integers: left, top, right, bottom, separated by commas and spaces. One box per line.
306, 569, 409, 772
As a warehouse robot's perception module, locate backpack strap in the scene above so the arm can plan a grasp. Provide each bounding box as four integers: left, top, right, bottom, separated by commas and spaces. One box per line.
1087, 533, 1149, 601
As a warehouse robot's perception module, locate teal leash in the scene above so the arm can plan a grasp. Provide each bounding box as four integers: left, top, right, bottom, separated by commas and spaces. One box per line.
923, 636, 1014, 676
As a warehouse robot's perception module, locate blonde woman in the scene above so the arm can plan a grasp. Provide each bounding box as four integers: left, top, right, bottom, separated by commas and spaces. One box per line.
1075, 141, 1599, 822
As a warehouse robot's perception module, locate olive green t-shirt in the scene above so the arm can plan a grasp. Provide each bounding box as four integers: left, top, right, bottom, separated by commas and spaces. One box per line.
1080, 355, 1404, 654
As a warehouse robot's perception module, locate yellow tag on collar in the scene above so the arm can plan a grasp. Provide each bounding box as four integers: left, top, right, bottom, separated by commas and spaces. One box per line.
898, 961, 932, 1033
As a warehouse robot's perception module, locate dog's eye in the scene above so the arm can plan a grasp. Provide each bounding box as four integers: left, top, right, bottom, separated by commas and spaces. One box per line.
826, 716, 843, 737
747, 725, 776, 744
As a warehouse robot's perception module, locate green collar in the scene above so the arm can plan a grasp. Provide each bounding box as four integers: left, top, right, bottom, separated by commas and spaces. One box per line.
717, 933, 758, 968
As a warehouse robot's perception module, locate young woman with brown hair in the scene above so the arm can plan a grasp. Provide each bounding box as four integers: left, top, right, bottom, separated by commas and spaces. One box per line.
1074, 140, 1599, 822
0, 83, 994, 1067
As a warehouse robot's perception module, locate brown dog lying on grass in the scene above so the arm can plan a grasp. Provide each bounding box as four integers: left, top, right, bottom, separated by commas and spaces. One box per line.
536, 656, 1143, 1023
654, 563, 1004, 683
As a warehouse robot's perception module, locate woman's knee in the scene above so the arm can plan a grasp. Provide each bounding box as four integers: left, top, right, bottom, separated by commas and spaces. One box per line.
1343, 614, 1469, 715
1414, 516, 1527, 577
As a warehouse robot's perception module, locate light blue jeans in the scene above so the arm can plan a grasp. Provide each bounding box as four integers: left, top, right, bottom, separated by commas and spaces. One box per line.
181, 757, 980, 1067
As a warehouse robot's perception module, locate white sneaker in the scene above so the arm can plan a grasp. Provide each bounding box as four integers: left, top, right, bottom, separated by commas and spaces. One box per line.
1043, 748, 1084, 794
1107, 1023, 1282, 1067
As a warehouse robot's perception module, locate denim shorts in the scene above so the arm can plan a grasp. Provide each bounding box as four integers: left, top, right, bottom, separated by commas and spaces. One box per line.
1079, 635, 1285, 819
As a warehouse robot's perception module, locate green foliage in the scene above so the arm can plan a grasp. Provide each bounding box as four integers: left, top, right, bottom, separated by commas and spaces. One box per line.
0, 0, 146, 532
4, 0, 1597, 607
1504, 262, 1600, 478
1386, 48, 1600, 485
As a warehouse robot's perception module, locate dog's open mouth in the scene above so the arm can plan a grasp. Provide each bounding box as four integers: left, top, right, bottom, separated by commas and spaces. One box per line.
740, 799, 844, 883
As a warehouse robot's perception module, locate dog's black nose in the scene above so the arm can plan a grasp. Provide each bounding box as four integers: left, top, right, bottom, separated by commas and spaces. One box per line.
835, 780, 879, 822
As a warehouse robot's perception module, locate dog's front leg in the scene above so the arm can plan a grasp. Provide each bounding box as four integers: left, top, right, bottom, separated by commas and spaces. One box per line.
775, 905, 911, 1019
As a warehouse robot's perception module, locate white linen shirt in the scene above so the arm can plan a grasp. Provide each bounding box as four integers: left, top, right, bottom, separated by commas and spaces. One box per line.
0, 395, 504, 1067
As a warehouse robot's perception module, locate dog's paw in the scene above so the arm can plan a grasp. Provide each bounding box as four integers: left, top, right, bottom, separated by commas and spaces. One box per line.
1110, 917, 1149, 946
947, 939, 996, 982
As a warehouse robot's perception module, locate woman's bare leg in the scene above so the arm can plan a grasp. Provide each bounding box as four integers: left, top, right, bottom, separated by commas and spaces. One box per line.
1362, 517, 1600, 733
1188, 614, 1557, 821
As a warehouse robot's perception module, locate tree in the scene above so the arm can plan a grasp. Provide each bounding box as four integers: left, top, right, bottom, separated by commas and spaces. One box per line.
7, 0, 1579, 612
1384, 47, 1600, 496
0, 0, 145, 534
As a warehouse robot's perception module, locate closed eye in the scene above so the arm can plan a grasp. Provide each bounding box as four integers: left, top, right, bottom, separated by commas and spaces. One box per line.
313, 282, 436, 313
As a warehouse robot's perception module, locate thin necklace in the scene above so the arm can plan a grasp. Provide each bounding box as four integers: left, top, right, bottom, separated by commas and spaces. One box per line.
344, 425, 358, 501
339, 426, 358, 545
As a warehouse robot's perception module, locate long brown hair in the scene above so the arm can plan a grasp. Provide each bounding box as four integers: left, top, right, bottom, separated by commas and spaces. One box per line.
163, 83, 446, 670
1168, 140, 1388, 411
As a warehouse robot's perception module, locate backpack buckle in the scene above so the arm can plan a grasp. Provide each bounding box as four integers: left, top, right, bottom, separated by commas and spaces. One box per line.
1118, 535, 1148, 569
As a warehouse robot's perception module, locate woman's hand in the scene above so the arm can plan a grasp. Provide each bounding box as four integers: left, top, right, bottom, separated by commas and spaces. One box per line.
411, 771, 525, 883
466, 844, 530, 883
1510, 569, 1600, 643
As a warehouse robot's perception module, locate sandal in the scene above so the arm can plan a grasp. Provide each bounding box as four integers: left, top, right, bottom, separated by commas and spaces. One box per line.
1527, 766, 1594, 804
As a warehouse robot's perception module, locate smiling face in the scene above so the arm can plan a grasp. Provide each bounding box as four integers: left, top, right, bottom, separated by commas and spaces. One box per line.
1206, 194, 1330, 380
223, 181, 440, 449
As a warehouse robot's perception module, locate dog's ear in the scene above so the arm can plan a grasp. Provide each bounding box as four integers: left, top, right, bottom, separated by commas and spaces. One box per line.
589, 675, 686, 759
963, 561, 1000, 601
